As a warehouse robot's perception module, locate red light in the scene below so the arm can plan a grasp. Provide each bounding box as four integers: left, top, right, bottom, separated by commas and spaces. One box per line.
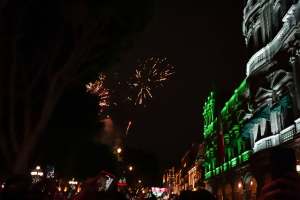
129, 122, 132, 124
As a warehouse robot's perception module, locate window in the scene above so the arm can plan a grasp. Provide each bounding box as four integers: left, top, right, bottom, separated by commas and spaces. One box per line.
257, 27, 263, 50
248, 36, 255, 58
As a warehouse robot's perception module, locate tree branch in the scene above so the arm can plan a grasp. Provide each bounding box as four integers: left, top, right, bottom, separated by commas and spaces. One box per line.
73, 25, 79, 45
68, 68, 91, 82
13, 82, 66, 174
0, 0, 10, 12
0, 129, 14, 167
0, 93, 13, 167
24, 92, 31, 137
9, 38, 19, 154
51, 35, 87, 83
46, 37, 62, 79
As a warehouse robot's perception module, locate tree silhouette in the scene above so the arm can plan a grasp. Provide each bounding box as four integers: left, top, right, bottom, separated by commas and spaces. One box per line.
0, 0, 155, 174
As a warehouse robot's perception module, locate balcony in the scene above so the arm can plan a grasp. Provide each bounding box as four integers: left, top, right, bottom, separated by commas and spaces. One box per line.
253, 124, 296, 153
280, 124, 296, 143
295, 118, 300, 134
242, 150, 252, 162
223, 163, 228, 171
216, 167, 221, 175
205, 171, 211, 179
230, 157, 238, 168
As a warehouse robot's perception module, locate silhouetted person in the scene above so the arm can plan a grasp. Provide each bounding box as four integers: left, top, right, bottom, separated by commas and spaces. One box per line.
193, 189, 217, 200
179, 190, 193, 200
258, 172, 300, 200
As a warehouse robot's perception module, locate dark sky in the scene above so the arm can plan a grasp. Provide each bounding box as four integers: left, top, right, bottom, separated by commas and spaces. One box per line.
106, 0, 248, 170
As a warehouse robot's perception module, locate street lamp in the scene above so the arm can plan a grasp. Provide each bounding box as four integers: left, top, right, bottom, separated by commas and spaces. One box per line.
69, 178, 78, 191
69, 178, 78, 185
117, 148, 122, 153
31, 166, 43, 183
31, 166, 43, 176
139, 180, 141, 183
129, 166, 133, 171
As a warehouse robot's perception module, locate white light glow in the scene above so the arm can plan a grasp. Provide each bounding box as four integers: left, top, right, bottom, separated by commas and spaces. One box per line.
31, 172, 37, 175
251, 181, 253, 185
239, 183, 241, 188
69, 178, 78, 185
38, 172, 43, 176
36, 166, 40, 170
297, 165, 300, 172
129, 166, 132, 171
117, 148, 122, 153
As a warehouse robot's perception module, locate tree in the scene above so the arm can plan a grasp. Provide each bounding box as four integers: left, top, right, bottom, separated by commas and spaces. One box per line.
31, 86, 116, 181
0, 0, 154, 174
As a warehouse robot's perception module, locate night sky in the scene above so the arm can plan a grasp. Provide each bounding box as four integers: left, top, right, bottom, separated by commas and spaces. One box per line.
105, 0, 248, 170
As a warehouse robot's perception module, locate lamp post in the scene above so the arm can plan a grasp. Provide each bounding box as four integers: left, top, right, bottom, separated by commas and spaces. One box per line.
31, 166, 43, 183
69, 178, 78, 190
117, 148, 122, 153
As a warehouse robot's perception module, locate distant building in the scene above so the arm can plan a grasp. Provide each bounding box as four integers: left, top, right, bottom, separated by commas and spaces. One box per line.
163, 167, 175, 195
169, 143, 206, 196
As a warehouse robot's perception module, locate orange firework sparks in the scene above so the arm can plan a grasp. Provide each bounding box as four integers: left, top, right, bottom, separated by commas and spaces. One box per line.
132, 57, 174, 105
125, 121, 132, 137
86, 73, 109, 109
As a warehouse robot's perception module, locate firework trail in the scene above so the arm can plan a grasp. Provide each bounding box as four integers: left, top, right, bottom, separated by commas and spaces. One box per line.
86, 73, 109, 112
125, 121, 132, 137
132, 57, 174, 105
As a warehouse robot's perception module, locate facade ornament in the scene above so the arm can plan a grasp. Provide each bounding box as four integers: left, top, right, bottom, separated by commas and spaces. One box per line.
288, 42, 300, 116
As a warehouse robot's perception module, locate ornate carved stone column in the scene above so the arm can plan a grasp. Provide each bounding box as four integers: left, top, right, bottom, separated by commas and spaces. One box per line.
288, 46, 300, 116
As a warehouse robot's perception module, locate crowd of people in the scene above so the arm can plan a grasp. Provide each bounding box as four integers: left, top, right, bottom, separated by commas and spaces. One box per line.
1, 172, 300, 200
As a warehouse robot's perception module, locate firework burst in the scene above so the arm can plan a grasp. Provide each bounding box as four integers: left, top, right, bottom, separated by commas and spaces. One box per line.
86, 73, 109, 112
125, 121, 132, 137
132, 57, 174, 105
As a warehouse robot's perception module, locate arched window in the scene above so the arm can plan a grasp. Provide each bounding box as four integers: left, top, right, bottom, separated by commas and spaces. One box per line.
270, 70, 287, 89
248, 35, 255, 58
257, 27, 263, 50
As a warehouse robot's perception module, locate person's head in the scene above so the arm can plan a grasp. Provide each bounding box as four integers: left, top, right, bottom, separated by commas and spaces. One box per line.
90, 190, 128, 200
192, 189, 217, 200
179, 190, 193, 200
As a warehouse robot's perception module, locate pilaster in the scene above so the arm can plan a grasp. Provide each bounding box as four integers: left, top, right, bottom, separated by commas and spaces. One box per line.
287, 41, 300, 117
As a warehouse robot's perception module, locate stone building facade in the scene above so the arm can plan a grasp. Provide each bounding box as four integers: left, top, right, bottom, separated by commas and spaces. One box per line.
203, 0, 300, 200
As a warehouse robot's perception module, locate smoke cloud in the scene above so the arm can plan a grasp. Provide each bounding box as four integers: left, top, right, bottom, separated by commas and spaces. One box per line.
95, 118, 122, 147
